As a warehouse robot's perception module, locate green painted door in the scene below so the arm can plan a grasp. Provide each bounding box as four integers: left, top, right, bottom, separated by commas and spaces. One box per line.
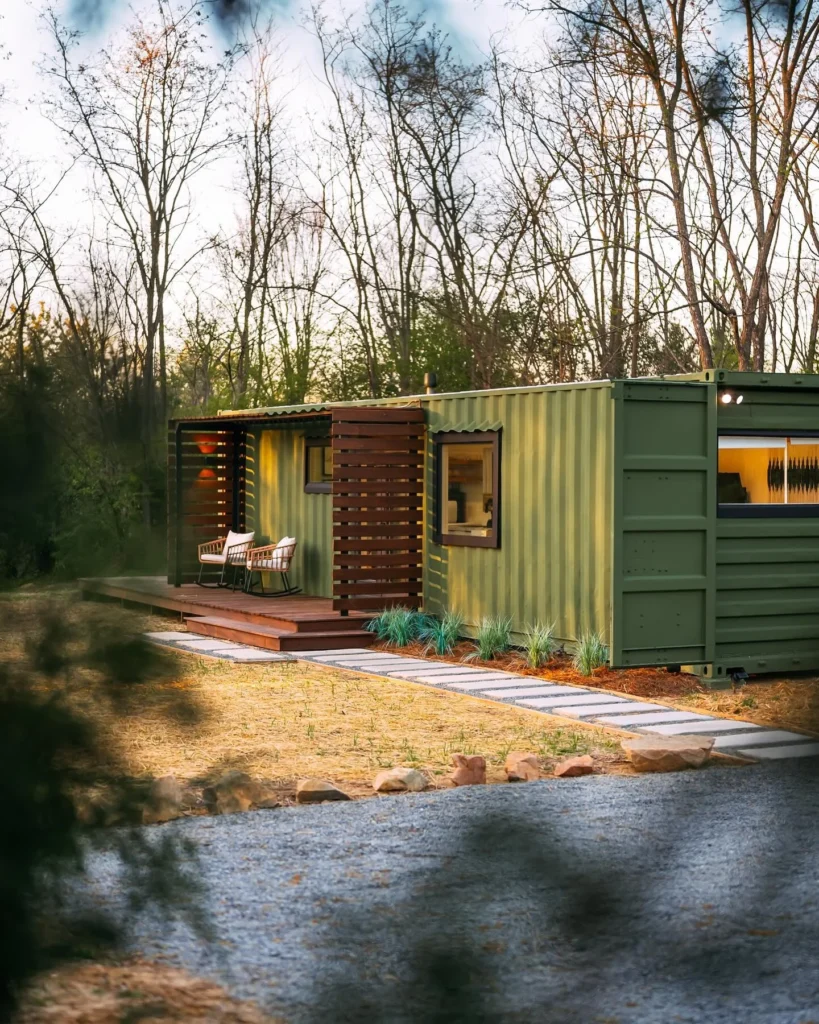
611, 381, 716, 667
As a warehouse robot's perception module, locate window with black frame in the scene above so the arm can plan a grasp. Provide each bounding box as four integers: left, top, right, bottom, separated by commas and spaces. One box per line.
304, 436, 332, 494
434, 431, 500, 547
718, 434, 819, 513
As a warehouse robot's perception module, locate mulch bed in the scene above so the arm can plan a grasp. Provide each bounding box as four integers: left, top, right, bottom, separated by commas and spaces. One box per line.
375, 641, 706, 700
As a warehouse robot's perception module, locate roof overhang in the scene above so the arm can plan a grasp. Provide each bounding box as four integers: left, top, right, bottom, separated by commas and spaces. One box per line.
170, 409, 333, 431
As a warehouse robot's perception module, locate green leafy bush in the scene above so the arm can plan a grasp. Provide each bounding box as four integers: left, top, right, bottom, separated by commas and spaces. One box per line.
521, 622, 557, 669
572, 632, 609, 676
466, 616, 512, 662
418, 611, 464, 656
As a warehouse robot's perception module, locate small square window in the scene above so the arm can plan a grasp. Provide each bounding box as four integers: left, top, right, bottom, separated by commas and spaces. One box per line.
305, 437, 332, 493
434, 431, 500, 547
718, 434, 819, 515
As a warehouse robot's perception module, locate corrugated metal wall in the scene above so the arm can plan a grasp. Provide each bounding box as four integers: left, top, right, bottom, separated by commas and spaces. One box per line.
419, 385, 614, 642
256, 427, 333, 597
715, 389, 819, 674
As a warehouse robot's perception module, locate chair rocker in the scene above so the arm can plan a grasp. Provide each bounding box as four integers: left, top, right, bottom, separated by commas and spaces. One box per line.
197, 531, 255, 589
245, 538, 300, 597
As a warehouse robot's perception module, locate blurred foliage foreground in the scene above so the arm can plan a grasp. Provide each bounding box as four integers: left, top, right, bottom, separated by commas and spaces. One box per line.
0, 598, 209, 1019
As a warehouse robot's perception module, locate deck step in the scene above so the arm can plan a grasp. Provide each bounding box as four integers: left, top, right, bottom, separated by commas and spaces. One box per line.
185, 616, 376, 652
193, 605, 371, 632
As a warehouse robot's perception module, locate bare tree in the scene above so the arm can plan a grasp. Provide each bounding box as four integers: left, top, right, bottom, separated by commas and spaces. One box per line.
42, 0, 236, 450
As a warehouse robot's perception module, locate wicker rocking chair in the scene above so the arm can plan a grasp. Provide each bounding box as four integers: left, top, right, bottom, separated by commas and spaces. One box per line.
197, 530, 255, 589
245, 537, 300, 597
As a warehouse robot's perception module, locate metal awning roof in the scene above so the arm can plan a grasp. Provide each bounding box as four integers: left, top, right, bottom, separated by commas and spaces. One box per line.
171, 408, 332, 429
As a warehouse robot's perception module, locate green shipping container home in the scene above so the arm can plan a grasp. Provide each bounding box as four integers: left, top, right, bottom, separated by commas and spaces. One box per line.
166, 370, 819, 679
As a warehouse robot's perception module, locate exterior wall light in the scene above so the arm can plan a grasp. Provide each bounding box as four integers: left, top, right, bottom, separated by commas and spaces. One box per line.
720, 392, 744, 405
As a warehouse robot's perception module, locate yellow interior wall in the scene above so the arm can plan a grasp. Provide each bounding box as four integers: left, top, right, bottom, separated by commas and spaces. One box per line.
256, 428, 333, 596
718, 447, 782, 504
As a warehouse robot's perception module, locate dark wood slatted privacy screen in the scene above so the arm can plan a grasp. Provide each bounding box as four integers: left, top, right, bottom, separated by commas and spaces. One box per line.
332, 406, 426, 612
168, 424, 252, 584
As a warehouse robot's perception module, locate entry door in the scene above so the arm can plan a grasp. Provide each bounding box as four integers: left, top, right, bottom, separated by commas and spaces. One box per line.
611, 381, 717, 667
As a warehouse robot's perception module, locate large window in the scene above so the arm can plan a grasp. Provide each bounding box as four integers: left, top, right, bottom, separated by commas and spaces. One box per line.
304, 437, 332, 493
434, 431, 500, 547
718, 434, 819, 513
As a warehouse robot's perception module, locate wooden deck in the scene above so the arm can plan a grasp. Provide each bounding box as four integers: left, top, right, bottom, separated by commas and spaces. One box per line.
79, 576, 375, 652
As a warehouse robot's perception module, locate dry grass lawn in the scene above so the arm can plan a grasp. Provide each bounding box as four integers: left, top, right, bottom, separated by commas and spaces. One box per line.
14, 959, 279, 1024
107, 656, 629, 786
1, 589, 628, 790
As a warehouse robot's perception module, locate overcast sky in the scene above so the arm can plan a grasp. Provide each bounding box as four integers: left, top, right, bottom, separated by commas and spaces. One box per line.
0, 0, 534, 260
0, 0, 534, 314
1, 0, 525, 161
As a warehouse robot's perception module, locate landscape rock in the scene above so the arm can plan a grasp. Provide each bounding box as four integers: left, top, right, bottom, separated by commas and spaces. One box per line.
295, 779, 351, 804
180, 787, 207, 812
143, 775, 184, 824
373, 767, 429, 793
553, 755, 595, 778
252, 785, 282, 810
450, 753, 486, 786
622, 735, 714, 773
504, 751, 540, 782
75, 791, 124, 827
203, 771, 258, 815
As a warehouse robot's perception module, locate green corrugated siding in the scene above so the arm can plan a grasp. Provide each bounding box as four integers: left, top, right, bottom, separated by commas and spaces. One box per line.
420, 385, 614, 643
255, 427, 333, 597
714, 389, 819, 672
716, 519, 819, 671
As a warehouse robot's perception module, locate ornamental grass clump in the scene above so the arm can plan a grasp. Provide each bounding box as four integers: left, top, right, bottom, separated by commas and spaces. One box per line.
521, 622, 557, 669
572, 632, 609, 676
366, 607, 424, 648
418, 611, 464, 657
467, 616, 512, 662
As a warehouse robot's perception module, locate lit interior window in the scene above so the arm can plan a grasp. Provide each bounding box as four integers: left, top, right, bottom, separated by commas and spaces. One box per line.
442, 443, 495, 536
305, 439, 332, 492
718, 436, 819, 505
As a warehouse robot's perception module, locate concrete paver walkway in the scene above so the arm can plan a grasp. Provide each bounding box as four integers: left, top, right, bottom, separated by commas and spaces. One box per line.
297, 648, 819, 762
146, 631, 818, 761
145, 631, 292, 663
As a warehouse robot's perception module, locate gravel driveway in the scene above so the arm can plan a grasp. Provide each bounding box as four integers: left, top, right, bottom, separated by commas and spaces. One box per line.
85, 762, 819, 1024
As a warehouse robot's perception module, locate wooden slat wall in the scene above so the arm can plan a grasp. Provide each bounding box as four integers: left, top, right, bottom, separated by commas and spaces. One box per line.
168, 425, 245, 585
332, 406, 426, 612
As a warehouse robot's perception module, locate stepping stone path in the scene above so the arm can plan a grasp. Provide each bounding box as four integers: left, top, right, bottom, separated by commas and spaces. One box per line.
145, 631, 292, 663
145, 631, 819, 762
296, 649, 819, 763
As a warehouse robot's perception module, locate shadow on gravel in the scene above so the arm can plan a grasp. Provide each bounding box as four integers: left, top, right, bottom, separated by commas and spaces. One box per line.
304, 763, 819, 1023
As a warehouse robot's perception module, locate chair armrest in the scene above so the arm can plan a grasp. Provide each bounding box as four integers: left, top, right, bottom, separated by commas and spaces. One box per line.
225, 539, 254, 565
247, 544, 277, 569
248, 543, 296, 571
198, 537, 226, 557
